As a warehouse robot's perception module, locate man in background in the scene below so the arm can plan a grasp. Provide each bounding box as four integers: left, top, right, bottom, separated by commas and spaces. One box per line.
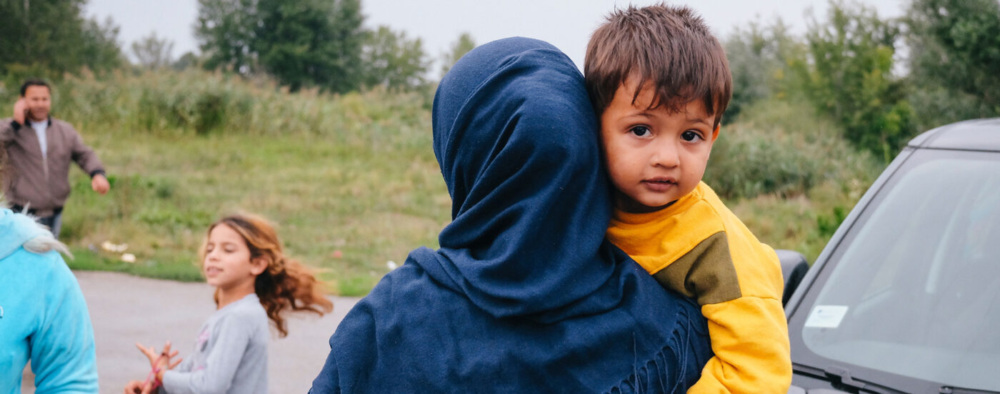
1, 79, 110, 238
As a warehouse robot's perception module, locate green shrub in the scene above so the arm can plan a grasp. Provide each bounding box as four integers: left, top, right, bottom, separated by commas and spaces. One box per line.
54, 69, 430, 140
706, 99, 878, 201
716, 98, 883, 263
816, 205, 849, 238
707, 128, 820, 200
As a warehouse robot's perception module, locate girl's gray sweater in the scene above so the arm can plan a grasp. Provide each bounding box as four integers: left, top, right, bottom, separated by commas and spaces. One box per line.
161, 293, 269, 394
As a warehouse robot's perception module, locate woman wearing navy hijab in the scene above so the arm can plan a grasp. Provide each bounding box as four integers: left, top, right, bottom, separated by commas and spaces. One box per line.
310, 37, 713, 393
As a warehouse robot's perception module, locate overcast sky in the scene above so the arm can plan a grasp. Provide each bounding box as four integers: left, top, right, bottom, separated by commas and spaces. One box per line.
85, 0, 906, 71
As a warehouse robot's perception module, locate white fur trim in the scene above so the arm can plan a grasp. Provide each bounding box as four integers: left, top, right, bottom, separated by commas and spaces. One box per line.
23, 235, 73, 258
2, 196, 73, 258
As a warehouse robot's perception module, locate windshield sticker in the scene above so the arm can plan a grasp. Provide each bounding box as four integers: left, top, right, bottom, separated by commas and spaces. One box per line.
804, 305, 848, 328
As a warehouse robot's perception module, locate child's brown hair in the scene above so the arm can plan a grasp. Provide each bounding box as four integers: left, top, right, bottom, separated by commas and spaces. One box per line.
202, 213, 333, 337
584, 3, 732, 127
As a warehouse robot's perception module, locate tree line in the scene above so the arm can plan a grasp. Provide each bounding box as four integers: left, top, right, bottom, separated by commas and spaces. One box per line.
1, 0, 997, 158
725, 0, 999, 160
0, 0, 475, 95
0, 0, 121, 84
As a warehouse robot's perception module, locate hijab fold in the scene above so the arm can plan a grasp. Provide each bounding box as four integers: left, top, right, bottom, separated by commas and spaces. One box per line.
310, 37, 713, 393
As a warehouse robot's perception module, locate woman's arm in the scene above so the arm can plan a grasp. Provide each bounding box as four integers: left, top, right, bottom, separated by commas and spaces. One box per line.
30, 252, 99, 393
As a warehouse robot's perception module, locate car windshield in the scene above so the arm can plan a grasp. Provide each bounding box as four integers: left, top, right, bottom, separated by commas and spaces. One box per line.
794, 149, 1000, 391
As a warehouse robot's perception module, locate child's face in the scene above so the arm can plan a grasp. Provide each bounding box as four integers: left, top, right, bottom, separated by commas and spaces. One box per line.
203, 224, 265, 291
599, 79, 718, 213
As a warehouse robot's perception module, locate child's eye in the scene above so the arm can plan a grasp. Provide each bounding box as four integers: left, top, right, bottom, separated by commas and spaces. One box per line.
629, 126, 652, 137
681, 130, 702, 142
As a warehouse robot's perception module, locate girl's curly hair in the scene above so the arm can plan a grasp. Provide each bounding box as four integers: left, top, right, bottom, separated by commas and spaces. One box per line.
202, 213, 333, 337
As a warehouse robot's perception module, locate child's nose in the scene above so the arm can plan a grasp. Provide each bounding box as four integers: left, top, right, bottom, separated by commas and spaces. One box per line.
651, 141, 680, 168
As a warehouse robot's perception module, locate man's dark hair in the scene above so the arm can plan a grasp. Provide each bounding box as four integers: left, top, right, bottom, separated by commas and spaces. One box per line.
20, 79, 51, 97
584, 4, 732, 128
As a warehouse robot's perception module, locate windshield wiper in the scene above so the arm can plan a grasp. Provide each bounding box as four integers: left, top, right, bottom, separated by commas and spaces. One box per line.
824, 366, 867, 392
794, 363, 1000, 394
939, 385, 1000, 394
792, 363, 899, 394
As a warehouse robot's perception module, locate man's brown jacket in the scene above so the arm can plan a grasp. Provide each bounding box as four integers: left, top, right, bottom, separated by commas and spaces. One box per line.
1, 117, 105, 217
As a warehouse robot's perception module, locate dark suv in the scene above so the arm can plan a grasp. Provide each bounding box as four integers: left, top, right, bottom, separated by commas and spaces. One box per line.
782, 119, 1000, 393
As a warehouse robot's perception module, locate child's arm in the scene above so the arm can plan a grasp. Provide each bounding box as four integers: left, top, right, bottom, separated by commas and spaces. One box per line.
689, 295, 791, 393
679, 235, 791, 393
643, 231, 791, 393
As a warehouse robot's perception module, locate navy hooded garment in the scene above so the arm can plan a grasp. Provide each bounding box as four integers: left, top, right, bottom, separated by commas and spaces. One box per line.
310, 37, 713, 393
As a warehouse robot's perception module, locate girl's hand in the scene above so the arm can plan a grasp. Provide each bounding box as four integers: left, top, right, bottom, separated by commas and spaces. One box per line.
135, 341, 182, 371
124, 379, 153, 394
135, 341, 183, 389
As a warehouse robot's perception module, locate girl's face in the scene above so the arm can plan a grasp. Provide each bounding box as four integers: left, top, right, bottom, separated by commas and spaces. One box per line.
203, 224, 266, 292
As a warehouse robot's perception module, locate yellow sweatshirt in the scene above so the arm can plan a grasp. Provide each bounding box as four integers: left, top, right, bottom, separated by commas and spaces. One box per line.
607, 182, 791, 393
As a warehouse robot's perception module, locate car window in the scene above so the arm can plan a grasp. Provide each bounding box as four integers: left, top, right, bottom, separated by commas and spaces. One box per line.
794, 149, 1000, 391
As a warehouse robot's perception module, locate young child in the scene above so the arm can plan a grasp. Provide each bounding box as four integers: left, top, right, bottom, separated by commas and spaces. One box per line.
125, 213, 333, 394
584, 5, 792, 393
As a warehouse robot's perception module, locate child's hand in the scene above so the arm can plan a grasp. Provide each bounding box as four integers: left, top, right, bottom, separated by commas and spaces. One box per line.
135, 341, 183, 389
124, 379, 154, 394
135, 341, 182, 371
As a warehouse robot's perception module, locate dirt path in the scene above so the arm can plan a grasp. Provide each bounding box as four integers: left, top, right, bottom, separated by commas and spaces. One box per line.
22, 271, 359, 394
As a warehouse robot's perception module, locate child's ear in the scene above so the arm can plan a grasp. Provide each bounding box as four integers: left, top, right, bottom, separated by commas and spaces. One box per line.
250, 257, 268, 275
711, 124, 720, 142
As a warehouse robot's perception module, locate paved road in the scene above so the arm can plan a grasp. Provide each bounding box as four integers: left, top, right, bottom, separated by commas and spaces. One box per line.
22, 271, 360, 394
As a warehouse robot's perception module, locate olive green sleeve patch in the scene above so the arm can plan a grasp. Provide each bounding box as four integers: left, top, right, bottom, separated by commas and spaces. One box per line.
650, 231, 741, 305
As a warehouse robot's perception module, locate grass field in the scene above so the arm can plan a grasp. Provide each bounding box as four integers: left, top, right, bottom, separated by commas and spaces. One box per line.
63, 131, 450, 295
7, 69, 883, 296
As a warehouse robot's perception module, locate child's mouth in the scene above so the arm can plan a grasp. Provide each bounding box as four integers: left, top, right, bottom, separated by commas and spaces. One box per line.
642, 178, 677, 192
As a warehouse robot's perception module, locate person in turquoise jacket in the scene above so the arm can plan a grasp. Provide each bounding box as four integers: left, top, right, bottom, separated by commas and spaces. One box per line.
0, 205, 98, 393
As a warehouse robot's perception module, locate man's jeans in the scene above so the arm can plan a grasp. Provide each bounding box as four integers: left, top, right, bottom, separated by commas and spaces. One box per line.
37, 211, 64, 239
11, 204, 63, 238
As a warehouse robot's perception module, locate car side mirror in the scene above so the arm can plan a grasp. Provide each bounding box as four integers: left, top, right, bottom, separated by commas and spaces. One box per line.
775, 249, 809, 307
